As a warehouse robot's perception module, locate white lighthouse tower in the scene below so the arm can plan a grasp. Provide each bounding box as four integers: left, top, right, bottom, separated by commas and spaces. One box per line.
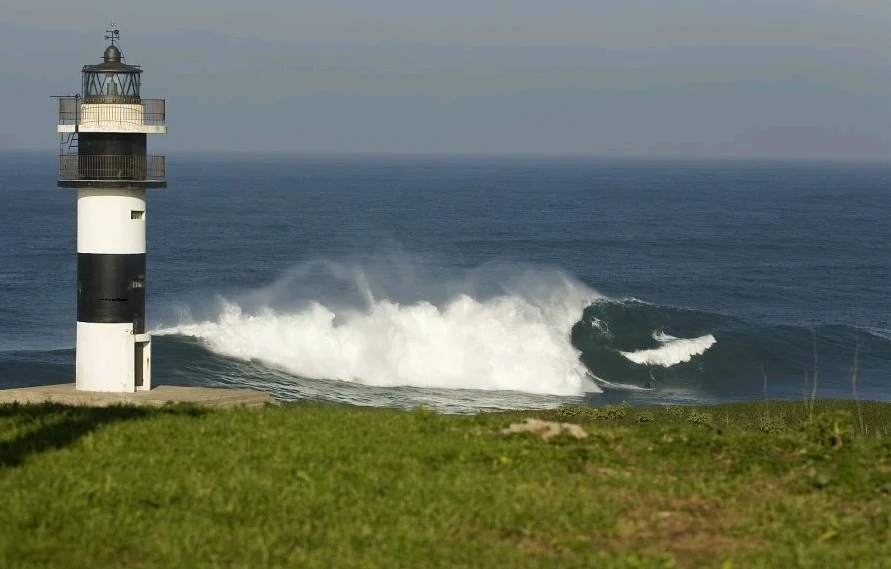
56, 26, 166, 392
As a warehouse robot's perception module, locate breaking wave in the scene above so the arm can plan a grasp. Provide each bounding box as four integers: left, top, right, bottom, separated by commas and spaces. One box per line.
156, 260, 601, 398
147, 259, 890, 411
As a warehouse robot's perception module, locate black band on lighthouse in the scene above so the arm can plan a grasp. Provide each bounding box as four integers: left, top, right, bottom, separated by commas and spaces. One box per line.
79, 133, 147, 158
77, 253, 146, 332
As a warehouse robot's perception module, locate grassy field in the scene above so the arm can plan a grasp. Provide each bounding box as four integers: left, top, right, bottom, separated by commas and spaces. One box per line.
1, 399, 889, 568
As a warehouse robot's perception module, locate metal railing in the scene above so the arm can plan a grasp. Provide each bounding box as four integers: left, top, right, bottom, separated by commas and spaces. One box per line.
59, 155, 166, 181
58, 97, 166, 126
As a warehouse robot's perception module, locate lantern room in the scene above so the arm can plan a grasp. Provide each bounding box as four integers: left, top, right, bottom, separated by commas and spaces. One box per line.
81, 44, 142, 103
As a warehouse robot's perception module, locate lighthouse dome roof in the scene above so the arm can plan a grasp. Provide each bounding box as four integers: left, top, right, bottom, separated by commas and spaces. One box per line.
103, 44, 122, 63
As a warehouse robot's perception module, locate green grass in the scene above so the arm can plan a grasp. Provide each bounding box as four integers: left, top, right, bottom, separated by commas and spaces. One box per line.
1, 400, 890, 568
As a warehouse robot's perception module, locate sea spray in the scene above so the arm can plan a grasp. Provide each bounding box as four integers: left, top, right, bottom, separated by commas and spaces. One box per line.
157, 261, 602, 396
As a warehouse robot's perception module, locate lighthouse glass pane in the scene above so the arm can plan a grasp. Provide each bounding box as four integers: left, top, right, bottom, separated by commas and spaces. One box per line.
83, 73, 101, 97
102, 74, 116, 95
125, 74, 141, 97
102, 73, 125, 96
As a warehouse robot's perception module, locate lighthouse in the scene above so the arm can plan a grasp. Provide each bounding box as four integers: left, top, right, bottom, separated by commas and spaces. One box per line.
56, 26, 166, 392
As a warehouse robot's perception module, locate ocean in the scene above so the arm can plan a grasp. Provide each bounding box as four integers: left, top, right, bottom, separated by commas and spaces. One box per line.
1, 151, 888, 413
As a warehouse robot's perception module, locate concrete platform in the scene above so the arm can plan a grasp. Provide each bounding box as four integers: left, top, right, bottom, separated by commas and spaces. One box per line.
0, 384, 276, 409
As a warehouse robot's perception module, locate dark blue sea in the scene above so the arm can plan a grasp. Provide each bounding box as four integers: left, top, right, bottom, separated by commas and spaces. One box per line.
1, 151, 889, 412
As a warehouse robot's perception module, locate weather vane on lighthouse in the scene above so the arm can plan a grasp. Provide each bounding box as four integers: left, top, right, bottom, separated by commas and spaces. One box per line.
55, 25, 168, 393
106, 22, 119, 44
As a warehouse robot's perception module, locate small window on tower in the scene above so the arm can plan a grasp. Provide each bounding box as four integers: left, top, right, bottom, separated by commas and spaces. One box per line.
129, 278, 145, 290
131, 210, 145, 220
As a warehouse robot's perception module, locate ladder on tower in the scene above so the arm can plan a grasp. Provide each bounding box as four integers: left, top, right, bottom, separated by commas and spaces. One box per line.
52, 93, 80, 155
59, 132, 78, 155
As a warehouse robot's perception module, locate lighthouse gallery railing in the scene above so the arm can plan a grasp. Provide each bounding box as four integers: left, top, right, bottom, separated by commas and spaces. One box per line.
58, 155, 166, 181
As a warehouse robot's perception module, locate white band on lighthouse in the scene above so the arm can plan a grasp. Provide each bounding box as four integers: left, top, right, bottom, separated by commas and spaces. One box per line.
77, 188, 146, 254
76, 322, 150, 392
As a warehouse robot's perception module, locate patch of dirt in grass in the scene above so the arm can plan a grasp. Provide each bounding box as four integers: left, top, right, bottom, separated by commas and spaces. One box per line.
515, 534, 570, 557
99, 547, 150, 567
595, 492, 762, 566
582, 463, 631, 480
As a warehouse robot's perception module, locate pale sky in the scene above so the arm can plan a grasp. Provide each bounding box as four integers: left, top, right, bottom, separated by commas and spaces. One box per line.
1, 0, 889, 158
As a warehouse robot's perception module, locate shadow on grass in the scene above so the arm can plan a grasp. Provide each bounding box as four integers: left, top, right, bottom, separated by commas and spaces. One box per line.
0, 403, 206, 469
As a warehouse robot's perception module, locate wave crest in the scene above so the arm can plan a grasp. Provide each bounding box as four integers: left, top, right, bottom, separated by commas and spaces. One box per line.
620, 332, 717, 367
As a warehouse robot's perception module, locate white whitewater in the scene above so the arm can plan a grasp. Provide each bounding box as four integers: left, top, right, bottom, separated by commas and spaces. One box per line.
620, 331, 716, 367
157, 262, 601, 397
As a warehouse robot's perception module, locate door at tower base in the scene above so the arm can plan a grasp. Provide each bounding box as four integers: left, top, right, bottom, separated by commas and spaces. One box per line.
75, 322, 152, 392
135, 337, 152, 392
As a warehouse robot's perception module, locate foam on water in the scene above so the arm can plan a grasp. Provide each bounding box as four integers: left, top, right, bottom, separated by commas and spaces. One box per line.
619, 331, 716, 367
865, 327, 891, 342
157, 262, 601, 397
